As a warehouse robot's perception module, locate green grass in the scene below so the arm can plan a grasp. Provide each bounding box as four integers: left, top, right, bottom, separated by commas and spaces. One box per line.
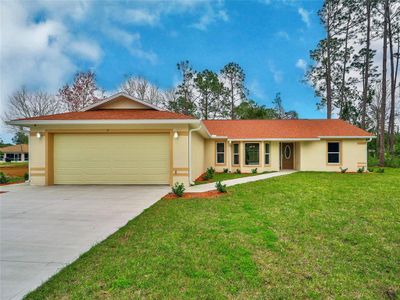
26, 170, 400, 299
0, 162, 29, 168
195, 171, 273, 185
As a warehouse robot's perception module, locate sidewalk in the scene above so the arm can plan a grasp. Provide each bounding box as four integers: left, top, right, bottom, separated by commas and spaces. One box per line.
186, 170, 297, 193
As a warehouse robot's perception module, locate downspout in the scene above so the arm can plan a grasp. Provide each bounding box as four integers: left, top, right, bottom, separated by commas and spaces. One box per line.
366, 137, 373, 170
188, 125, 202, 185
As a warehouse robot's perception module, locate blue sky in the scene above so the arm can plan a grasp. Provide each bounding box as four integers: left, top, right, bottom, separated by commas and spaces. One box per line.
1, 0, 324, 143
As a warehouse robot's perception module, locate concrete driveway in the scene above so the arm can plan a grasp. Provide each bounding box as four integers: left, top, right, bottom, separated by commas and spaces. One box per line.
0, 184, 169, 300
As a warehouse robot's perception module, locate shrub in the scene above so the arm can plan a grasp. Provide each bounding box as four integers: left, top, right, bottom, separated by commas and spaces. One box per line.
223, 168, 229, 173
235, 169, 241, 174
204, 167, 215, 180
251, 168, 257, 174
172, 182, 185, 197
24, 172, 29, 181
357, 167, 365, 173
367, 168, 374, 172
215, 181, 227, 193
376, 168, 385, 173
0, 172, 9, 184
340, 167, 348, 173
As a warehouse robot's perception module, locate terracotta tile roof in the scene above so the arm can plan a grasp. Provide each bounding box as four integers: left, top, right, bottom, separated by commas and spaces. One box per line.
14, 109, 195, 121
0, 144, 28, 153
202, 119, 373, 139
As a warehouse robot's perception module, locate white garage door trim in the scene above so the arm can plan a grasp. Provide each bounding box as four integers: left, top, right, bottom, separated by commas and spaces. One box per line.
53, 133, 170, 185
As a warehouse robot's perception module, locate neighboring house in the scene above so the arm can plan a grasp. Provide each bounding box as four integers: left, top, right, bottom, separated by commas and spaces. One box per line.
0, 144, 29, 162
8, 93, 374, 186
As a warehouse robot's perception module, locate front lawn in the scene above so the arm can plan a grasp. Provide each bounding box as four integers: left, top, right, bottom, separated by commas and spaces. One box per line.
26, 170, 400, 299
0, 162, 28, 168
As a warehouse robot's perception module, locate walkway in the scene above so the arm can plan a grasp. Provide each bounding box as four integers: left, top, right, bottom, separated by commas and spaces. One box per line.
187, 170, 297, 193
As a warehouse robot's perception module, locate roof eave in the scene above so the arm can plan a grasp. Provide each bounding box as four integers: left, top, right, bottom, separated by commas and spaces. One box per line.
7, 119, 200, 126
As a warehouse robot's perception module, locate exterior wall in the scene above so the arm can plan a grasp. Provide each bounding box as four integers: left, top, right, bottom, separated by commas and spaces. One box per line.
205, 140, 280, 173
29, 132, 46, 185
299, 139, 368, 172
96, 97, 149, 110
30, 124, 191, 187
190, 131, 205, 181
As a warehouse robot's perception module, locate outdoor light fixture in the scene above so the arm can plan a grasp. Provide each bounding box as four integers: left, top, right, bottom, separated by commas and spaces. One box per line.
173, 131, 179, 139
36, 132, 42, 139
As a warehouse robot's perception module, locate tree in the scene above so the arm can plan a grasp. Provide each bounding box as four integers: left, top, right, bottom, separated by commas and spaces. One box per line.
194, 69, 226, 120
220, 62, 248, 119
119, 76, 165, 107
58, 71, 104, 112
272, 93, 299, 119
3, 87, 62, 137
235, 100, 277, 120
12, 131, 28, 144
378, 0, 389, 166
4, 87, 61, 121
387, 2, 400, 154
170, 61, 198, 116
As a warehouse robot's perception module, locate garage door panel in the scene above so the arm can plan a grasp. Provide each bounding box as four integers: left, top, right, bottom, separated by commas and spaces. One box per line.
54, 134, 170, 184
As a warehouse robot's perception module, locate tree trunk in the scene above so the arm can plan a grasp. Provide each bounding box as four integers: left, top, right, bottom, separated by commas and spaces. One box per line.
388, 13, 398, 154
230, 79, 235, 119
379, 0, 389, 167
326, 22, 333, 119
340, 14, 351, 119
361, 0, 371, 129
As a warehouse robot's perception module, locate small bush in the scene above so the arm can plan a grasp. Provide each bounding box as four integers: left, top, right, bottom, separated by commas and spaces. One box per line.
357, 167, 365, 173
223, 168, 229, 173
172, 182, 185, 197
340, 167, 348, 173
235, 169, 241, 174
204, 167, 215, 180
0, 172, 9, 184
376, 168, 385, 173
24, 172, 29, 181
367, 168, 374, 172
215, 181, 227, 193
251, 168, 257, 174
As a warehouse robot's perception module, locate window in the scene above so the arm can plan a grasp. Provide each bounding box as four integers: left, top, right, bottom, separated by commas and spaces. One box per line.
327, 142, 340, 164
245, 143, 260, 165
24, 153, 29, 161
265, 143, 270, 165
232, 143, 240, 165
216, 142, 225, 164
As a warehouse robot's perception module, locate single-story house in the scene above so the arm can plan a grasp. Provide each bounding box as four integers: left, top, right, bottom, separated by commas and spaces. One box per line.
0, 144, 29, 162
8, 93, 374, 186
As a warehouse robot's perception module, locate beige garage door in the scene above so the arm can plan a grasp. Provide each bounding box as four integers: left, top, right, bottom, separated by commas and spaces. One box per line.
54, 133, 170, 184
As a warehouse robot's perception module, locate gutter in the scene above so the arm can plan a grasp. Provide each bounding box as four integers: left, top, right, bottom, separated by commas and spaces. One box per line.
6, 119, 201, 126
188, 125, 202, 185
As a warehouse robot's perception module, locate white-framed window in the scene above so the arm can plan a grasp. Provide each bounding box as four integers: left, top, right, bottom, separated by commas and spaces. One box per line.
245, 143, 260, 165
327, 142, 340, 164
216, 142, 225, 164
232, 143, 240, 165
24, 153, 29, 161
265, 143, 270, 165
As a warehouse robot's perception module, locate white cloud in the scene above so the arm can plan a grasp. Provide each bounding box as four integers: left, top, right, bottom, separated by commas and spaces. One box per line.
0, 1, 101, 118
124, 9, 160, 26
192, 9, 229, 31
268, 62, 283, 84
276, 30, 290, 40
295, 58, 307, 72
298, 7, 311, 28
249, 79, 266, 99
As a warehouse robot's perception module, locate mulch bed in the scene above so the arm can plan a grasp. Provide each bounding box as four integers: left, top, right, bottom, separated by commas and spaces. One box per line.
0, 166, 28, 177
163, 190, 227, 200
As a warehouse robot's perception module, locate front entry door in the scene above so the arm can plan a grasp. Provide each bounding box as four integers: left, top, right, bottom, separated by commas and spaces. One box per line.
281, 143, 294, 169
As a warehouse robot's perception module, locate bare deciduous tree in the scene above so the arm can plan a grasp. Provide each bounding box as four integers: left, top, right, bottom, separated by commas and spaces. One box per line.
119, 76, 165, 107
58, 71, 104, 112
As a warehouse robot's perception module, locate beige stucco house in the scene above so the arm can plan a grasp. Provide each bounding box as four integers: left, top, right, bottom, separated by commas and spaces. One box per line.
8, 93, 374, 187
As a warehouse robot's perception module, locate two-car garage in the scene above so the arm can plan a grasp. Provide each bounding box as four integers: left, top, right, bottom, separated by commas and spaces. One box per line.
53, 133, 170, 185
